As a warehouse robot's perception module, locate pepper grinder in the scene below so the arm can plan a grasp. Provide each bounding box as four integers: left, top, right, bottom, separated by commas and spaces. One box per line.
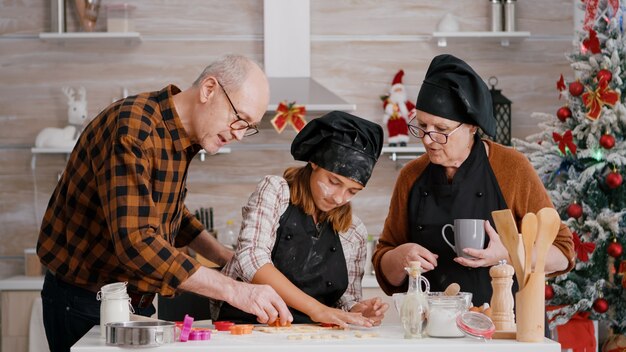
490, 260, 516, 331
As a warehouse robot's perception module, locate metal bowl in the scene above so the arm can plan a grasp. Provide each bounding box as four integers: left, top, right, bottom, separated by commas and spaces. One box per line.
106, 321, 176, 347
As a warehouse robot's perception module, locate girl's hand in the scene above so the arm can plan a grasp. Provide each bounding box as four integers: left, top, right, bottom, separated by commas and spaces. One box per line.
350, 297, 389, 326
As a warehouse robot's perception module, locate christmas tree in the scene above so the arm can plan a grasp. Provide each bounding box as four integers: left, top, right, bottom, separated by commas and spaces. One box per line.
513, 0, 626, 335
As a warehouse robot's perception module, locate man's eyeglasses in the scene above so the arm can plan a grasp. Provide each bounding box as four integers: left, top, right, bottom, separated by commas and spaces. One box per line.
408, 121, 463, 145
217, 81, 259, 137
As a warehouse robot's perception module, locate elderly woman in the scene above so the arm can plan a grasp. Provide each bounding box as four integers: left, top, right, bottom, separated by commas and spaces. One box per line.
372, 54, 575, 307
213, 111, 389, 327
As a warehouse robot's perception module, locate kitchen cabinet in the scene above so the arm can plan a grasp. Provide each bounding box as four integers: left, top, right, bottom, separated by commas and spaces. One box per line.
0, 276, 45, 352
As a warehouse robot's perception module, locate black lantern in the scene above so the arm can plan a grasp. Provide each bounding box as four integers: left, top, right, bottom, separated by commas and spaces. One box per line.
488, 76, 512, 145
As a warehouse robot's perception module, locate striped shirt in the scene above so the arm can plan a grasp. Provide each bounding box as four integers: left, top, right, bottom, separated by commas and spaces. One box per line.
219, 175, 367, 313
37, 85, 203, 296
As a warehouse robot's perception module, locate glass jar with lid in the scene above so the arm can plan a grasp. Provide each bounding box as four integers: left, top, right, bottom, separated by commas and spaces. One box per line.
426, 293, 469, 337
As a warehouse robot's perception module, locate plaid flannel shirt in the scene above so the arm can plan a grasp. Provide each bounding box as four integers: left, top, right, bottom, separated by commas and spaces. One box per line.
37, 85, 204, 296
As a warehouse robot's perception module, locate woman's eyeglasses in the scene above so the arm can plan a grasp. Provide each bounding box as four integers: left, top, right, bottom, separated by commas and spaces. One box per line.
408, 120, 463, 145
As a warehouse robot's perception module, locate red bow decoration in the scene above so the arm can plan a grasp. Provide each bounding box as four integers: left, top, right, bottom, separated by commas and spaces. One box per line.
572, 232, 595, 262
271, 101, 307, 133
582, 29, 601, 54
583, 0, 600, 31
553, 130, 577, 155
583, 0, 619, 31
581, 78, 619, 120
619, 260, 626, 288
557, 74, 566, 99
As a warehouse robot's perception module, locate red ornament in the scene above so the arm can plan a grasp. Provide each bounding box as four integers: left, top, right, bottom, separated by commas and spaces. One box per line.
606, 171, 623, 189
597, 69, 612, 83
557, 106, 572, 122
592, 297, 609, 313
607, 241, 623, 258
569, 81, 584, 96
599, 134, 615, 149
545, 284, 554, 300
567, 203, 583, 219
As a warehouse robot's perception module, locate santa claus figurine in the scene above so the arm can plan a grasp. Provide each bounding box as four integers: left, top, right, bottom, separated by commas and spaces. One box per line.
382, 69, 415, 147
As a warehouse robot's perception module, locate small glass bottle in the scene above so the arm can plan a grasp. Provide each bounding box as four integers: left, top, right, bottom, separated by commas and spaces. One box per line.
400, 261, 430, 339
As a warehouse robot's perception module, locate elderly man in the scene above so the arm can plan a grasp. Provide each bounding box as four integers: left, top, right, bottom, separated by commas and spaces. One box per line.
37, 54, 292, 352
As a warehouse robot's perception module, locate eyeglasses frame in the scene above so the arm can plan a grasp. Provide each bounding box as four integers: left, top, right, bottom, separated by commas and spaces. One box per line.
408, 119, 464, 145
217, 81, 259, 137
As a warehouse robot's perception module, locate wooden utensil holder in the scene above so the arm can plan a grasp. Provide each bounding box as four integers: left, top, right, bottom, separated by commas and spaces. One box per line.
515, 271, 545, 342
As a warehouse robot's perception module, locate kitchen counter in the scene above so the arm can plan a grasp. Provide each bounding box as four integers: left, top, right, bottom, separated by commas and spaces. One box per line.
72, 325, 560, 352
361, 274, 379, 288
0, 275, 44, 291
0, 275, 380, 291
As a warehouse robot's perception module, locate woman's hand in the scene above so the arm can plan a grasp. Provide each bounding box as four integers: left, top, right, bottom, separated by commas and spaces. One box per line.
454, 220, 509, 268
309, 306, 374, 328
392, 242, 439, 272
380, 242, 438, 286
350, 297, 389, 326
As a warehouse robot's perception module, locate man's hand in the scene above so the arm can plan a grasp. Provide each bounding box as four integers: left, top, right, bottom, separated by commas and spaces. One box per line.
229, 281, 293, 325
178, 266, 292, 325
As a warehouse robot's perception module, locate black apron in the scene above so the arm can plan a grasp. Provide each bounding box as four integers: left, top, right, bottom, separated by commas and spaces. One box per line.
218, 203, 349, 323
407, 136, 513, 306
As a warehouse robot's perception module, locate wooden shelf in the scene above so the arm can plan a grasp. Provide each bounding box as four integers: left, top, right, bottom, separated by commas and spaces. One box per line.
32, 146, 230, 165
432, 31, 530, 47
38, 32, 142, 43
381, 144, 425, 161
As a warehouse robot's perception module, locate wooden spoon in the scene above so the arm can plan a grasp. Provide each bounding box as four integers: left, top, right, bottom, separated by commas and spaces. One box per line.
520, 213, 538, 288
535, 208, 561, 273
491, 209, 525, 290
444, 283, 460, 296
